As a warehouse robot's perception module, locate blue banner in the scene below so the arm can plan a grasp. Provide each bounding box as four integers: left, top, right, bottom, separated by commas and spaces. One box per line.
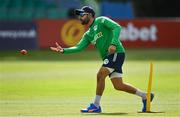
0, 21, 38, 50
101, 2, 134, 19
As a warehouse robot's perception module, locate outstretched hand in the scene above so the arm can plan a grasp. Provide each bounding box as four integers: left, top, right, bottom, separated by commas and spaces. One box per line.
50, 42, 64, 53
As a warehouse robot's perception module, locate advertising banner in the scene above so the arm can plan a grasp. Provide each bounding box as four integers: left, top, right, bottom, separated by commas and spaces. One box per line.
0, 21, 37, 50
37, 19, 180, 48
119, 19, 180, 48
37, 19, 86, 48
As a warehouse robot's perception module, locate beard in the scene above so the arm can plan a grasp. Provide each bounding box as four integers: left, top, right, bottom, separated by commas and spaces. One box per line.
81, 18, 90, 25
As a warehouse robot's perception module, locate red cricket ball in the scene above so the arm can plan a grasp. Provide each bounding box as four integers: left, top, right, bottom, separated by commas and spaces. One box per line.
20, 49, 28, 55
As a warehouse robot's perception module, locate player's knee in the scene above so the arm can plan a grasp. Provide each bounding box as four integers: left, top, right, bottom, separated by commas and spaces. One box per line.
97, 72, 104, 80
97, 71, 106, 81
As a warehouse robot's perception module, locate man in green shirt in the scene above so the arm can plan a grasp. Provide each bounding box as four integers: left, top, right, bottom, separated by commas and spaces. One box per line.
50, 6, 154, 113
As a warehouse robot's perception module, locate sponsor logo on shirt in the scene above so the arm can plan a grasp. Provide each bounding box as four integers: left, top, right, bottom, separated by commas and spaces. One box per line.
91, 32, 103, 45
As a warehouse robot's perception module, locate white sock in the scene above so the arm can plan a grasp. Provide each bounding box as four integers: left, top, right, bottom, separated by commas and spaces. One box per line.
93, 95, 101, 107
135, 90, 146, 100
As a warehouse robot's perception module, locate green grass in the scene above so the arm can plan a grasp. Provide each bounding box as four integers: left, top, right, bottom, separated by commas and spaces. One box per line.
0, 48, 180, 61
0, 49, 180, 117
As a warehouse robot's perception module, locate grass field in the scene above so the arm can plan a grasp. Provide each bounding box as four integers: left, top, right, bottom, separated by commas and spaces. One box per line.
0, 49, 180, 117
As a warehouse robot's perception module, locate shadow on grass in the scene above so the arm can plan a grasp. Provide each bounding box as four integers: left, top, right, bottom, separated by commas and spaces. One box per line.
81, 112, 128, 116
138, 111, 165, 113
100, 112, 128, 115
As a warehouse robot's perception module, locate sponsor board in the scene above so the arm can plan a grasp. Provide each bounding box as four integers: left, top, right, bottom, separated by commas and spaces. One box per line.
0, 21, 37, 50
37, 19, 85, 48
119, 20, 180, 48
37, 19, 180, 48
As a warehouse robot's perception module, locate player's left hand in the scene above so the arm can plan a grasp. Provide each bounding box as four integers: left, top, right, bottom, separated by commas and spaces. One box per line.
108, 45, 116, 54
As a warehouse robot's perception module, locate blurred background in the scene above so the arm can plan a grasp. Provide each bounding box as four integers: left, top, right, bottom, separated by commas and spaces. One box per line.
0, 0, 180, 52
0, 0, 180, 20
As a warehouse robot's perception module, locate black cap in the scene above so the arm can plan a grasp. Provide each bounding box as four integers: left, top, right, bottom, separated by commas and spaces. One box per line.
75, 6, 95, 17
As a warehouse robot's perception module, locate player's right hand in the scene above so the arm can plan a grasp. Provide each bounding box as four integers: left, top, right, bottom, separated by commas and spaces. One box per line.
50, 42, 64, 53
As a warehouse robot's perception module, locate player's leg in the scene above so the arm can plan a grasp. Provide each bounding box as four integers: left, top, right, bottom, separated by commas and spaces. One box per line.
96, 67, 110, 95
94, 67, 110, 106
110, 77, 146, 98
111, 77, 136, 93
110, 75, 154, 112
108, 52, 147, 98
81, 67, 110, 113
108, 52, 154, 112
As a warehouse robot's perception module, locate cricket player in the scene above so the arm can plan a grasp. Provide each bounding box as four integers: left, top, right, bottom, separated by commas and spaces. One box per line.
50, 6, 154, 113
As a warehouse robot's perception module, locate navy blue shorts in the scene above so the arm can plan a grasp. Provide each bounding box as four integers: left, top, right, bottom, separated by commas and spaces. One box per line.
102, 53, 125, 74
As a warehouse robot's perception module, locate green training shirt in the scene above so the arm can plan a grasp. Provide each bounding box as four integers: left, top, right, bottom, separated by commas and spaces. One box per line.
63, 16, 125, 60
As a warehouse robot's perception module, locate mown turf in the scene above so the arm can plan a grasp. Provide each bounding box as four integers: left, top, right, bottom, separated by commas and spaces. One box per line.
0, 48, 180, 61
0, 49, 180, 117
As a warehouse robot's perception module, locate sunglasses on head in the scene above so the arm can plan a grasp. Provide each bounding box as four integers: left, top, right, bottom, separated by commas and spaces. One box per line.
79, 12, 88, 17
